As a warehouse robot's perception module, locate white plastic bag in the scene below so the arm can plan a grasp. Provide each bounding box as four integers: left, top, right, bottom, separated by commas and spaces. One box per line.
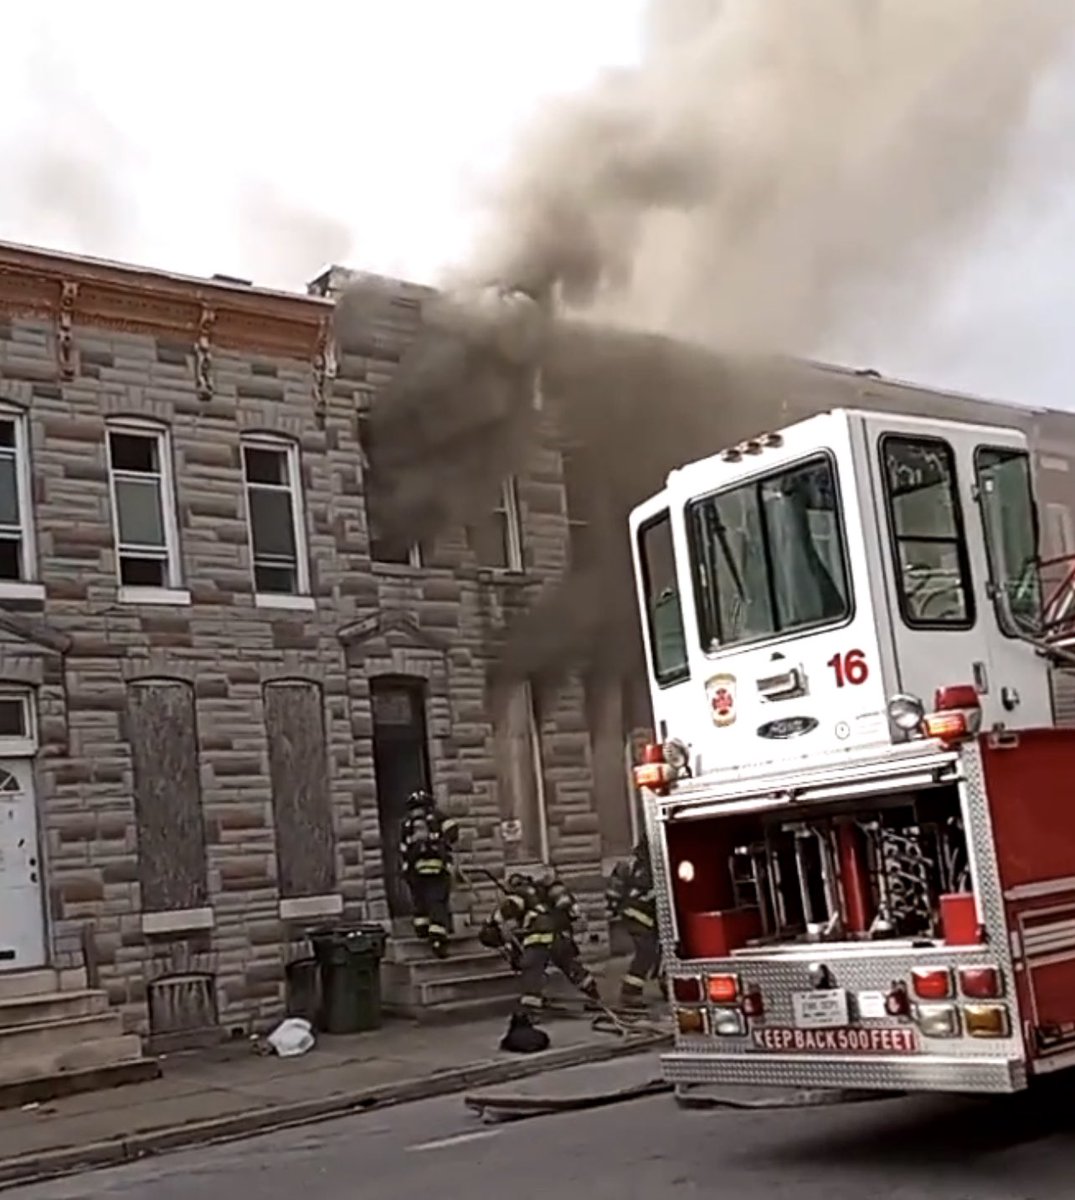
266, 1017, 315, 1058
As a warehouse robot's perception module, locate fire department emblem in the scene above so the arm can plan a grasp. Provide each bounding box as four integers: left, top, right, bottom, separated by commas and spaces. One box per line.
706, 673, 737, 727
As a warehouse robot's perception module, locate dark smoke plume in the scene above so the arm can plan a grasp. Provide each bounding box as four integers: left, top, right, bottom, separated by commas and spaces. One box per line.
336, 0, 1075, 686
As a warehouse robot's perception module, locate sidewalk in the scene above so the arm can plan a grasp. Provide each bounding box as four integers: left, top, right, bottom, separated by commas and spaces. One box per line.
0, 1007, 669, 1190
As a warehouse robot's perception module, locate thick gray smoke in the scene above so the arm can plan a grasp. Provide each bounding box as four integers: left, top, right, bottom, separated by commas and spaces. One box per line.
338, 0, 1075, 685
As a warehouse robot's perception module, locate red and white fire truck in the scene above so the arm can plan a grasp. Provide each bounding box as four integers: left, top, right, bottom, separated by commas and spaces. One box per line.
629, 407, 1075, 1095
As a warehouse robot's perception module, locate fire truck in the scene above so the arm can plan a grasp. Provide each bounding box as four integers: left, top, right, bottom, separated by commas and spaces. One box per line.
628, 407, 1075, 1096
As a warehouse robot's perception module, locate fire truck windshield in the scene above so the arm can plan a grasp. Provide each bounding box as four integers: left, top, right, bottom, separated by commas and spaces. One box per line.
687, 454, 850, 651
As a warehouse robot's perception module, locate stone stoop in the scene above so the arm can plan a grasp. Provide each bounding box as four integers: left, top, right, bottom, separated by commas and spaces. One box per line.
0, 968, 160, 1110
380, 930, 520, 1024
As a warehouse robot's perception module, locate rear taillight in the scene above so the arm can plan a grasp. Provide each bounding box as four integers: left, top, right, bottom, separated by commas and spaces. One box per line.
915, 1003, 961, 1039
672, 976, 703, 1005
706, 974, 739, 1004
964, 1003, 1011, 1038
960, 966, 1003, 1000
911, 967, 953, 1000
675, 1007, 707, 1035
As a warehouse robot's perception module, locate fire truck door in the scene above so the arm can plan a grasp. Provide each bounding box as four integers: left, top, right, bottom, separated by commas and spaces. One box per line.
867, 417, 1004, 722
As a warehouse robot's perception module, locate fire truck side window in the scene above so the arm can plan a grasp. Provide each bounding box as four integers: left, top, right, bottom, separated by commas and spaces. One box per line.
687, 454, 850, 651
880, 435, 975, 629
975, 446, 1042, 632
638, 510, 689, 686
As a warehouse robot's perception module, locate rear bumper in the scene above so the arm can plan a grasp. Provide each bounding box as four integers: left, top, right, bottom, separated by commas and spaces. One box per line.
662, 1050, 1027, 1095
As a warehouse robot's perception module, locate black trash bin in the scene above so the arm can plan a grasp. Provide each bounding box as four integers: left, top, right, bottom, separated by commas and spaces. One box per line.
284, 955, 320, 1024
310, 925, 388, 1035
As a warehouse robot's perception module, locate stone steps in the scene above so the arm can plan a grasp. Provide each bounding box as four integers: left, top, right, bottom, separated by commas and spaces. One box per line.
0, 969, 160, 1109
381, 928, 520, 1018
0, 989, 108, 1028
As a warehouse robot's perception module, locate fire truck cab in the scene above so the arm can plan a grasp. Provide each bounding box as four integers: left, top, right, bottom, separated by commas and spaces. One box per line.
629, 407, 1075, 1096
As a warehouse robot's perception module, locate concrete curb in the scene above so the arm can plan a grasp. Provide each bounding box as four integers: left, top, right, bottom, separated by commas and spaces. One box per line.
0, 1032, 671, 1192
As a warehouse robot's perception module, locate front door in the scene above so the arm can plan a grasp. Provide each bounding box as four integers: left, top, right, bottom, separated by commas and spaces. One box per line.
0, 759, 45, 971
370, 678, 432, 921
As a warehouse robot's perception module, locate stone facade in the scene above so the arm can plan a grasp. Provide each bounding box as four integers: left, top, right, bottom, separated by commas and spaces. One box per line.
0, 245, 612, 1040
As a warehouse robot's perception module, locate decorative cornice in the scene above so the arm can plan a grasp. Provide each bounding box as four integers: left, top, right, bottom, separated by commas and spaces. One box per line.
0, 241, 331, 362
337, 609, 448, 654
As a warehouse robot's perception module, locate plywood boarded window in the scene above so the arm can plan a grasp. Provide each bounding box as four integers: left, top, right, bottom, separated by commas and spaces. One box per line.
492, 679, 546, 863
265, 681, 336, 898
127, 680, 207, 911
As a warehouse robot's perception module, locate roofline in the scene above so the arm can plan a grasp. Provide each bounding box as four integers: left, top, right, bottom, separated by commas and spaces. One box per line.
0, 237, 333, 310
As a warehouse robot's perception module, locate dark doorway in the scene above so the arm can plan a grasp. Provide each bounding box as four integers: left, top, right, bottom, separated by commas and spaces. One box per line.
370, 676, 432, 919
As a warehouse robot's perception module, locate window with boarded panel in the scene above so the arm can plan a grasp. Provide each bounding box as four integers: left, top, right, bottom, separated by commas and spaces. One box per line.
127, 680, 208, 911
264, 681, 336, 898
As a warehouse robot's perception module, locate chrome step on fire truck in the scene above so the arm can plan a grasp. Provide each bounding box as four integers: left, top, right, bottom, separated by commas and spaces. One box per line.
629, 407, 1075, 1096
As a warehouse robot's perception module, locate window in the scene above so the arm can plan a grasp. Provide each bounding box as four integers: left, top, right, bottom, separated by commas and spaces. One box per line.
880, 436, 974, 629
0, 691, 34, 755
106, 422, 183, 596
638, 510, 689, 685
0, 408, 37, 590
356, 414, 422, 565
1045, 502, 1074, 558
241, 437, 310, 601
976, 446, 1042, 633
688, 455, 850, 652
473, 476, 523, 571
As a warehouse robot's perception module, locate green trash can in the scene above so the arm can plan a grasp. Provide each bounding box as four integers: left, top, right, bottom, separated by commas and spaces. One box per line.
310, 925, 387, 1035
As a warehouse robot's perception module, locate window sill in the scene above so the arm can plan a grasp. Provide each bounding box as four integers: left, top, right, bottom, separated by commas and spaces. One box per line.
371, 562, 424, 577
479, 567, 531, 584
0, 581, 46, 603
118, 586, 192, 607
254, 593, 316, 611
142, 906, 215, 935
279, 893, 344, 921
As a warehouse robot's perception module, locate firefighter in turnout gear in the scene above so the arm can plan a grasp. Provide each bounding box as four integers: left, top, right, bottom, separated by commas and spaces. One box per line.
480, 871, 600, 1015
399, 790, 459, 958
606, 839, 662, 1008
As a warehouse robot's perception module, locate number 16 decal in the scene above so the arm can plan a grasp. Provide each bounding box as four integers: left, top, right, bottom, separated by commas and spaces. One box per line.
827, 649, 869, 687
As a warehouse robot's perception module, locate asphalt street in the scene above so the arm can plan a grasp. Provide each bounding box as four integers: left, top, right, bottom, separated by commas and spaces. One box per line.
8, 1064, 1075, 1200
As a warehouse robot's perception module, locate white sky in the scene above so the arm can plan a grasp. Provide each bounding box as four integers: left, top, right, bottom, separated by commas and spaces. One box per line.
1, 1, 1073, 412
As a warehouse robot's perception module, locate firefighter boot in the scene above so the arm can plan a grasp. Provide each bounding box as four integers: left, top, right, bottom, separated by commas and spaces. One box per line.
619, 973, 649, 1011
581, 978, 604, 1012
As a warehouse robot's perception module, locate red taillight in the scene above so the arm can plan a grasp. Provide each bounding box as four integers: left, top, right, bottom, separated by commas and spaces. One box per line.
911, 968, 953, 1000
742, 988, 765, 1018
633, 743, 674, 792
706, 974, 739, 1004
960, 966, 1003, 999
934, 684, 979, 711
923, 711, 971, 740
885, 982, 910, 1016
672, 976, 703, 1005
923, 685, 981, 743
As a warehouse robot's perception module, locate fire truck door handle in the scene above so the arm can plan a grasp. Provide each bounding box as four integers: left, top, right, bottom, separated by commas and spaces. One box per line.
972, 661, 989, 694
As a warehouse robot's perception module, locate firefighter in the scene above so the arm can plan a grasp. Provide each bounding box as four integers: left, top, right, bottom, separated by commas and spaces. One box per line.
399, 789, 459, 958
480, 871, 600, 1015
539, 869, 602, 1008
606, 838, 662, 1008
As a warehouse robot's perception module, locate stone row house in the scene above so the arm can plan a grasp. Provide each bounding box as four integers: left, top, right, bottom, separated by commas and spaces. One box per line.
0, 243, 644, 1056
